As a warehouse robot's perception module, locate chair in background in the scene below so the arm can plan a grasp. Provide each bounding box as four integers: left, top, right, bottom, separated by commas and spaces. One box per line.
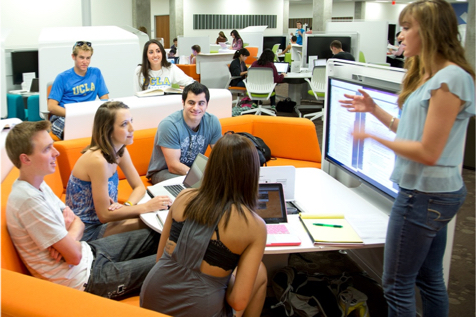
359, 51, 366, 63
299, 66, 326, 121
243, 43, 249, 47
223, 63, 247, 107
271, 44, 280, 62
284, 53, 292, 65
242, 68, 277, 116
245, 47, 258, 66
27, 95, 44, 122
6, 94, 26, 121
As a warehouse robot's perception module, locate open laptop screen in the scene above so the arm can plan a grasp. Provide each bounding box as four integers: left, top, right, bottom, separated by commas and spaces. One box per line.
255, 183, 287, 223
274, 62, 289, 74
183, 153, 208, 189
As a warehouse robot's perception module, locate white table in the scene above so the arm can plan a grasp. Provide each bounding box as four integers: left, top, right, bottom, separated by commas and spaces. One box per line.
64, 89, 232, 140
283, 71, 312, 107
140, 168, 389, 254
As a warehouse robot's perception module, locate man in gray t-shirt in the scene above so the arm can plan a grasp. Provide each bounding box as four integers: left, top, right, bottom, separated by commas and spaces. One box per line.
146, 82, 222, 184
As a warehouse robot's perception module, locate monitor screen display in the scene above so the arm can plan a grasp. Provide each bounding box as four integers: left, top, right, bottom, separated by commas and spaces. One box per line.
263, 36, 286, 51
11, 50, 39, 85
325, 77, 401, 199
306, 36, 351, 63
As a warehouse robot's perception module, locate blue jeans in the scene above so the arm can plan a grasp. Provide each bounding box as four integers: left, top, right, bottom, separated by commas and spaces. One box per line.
383, 186, 467, 317
84, 228, 160, 298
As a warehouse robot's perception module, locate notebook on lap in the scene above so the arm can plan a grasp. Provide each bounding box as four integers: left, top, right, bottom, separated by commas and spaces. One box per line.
147, 153, 208, 200
256, 183, 301, 247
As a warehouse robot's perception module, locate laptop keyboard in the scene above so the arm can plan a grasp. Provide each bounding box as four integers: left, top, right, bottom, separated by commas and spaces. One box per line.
164, 184, 185, 197
266, 224, 290, 234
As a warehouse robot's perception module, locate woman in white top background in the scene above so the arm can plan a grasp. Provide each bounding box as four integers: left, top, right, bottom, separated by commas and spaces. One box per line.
134, 39, 194, 92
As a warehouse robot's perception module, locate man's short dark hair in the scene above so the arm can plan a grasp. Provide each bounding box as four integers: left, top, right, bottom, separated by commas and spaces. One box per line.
330, 40, 342, 50
182, 82, 210, 103
191, 45, 201, 53
297, 21, 302, 25
291, 36, 297, 42
173, 38, 177, 42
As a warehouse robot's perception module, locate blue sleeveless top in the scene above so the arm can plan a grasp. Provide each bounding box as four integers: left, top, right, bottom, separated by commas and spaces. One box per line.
66, 172, 119, 225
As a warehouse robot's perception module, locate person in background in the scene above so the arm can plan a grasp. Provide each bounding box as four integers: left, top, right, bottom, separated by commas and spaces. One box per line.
66, 101, 170, 242
290, 21, 304, 45
6, 121, 160, 299
190, 45, 201, 64
216, 31, 228, 44
279, 36, 297, 56
387, 32, 405, 68
146, 82, 222, 185
340, 1, 475, 315
141, 133, 268, 317
48, 41, 109, 140
230, 30, 243, 50
305, 27, 313, 34
134, 39, 194, 93
168, 38, 178, 58
330, 40, 355, 61
250, 49, 286, 108
229, 48, 250, 87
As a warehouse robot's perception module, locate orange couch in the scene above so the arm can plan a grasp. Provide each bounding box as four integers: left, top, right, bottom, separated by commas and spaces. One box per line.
54, 116, 321, 204
176, 64, 200, 82
0, 167, 168, 316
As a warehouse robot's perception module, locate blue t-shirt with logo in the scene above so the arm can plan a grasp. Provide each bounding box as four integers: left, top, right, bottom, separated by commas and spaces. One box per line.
49, 67, 109, 107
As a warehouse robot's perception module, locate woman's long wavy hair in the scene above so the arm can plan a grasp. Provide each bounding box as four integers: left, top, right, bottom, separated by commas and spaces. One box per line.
139, 39, 172, 91
257, 49, 275, 66
182, 134, 260, 228
83, 101, 129, 164
398, 0, 475, 108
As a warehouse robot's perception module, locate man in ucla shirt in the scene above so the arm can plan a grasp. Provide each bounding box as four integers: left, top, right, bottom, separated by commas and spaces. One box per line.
48, 41, 109, 140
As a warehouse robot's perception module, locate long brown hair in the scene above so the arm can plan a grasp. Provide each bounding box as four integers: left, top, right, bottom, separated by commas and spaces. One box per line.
139, 39, 172, 91
397, 0, 475, 108
83, 101, 129, 164
183, 134, 260, 228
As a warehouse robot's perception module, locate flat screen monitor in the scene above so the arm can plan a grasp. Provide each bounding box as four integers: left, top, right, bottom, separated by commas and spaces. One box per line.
263, 36, 286, 51
306, 36, 351, 63
11, 50, 39, 85
325, 77, 401, 200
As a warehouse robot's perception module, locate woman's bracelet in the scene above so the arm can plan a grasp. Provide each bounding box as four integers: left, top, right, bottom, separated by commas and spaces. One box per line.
124, 201, 133, 206
389, 117, 396, 131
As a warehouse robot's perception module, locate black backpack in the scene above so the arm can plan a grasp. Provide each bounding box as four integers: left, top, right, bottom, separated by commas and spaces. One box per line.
226, 131, 271, 166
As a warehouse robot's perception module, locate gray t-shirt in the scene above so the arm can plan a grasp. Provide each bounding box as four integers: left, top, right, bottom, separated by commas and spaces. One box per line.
146, 110, 222, 178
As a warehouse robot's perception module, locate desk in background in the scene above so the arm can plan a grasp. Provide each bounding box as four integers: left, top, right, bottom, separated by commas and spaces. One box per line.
64, 89, 232, 140
283, 71, 312, 108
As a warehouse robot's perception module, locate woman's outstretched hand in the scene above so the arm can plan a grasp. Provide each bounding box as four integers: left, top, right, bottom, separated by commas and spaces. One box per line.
340, 89, 376, 113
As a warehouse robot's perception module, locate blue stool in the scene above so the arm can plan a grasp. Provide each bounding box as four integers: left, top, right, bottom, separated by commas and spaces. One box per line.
27, 95, 44, 121
7, 94, 26, 120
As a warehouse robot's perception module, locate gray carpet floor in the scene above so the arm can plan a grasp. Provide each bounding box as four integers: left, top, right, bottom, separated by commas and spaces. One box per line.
246, 83, 475, 316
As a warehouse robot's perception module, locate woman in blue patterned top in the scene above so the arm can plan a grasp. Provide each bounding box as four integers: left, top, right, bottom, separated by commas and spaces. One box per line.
340, 1, 475, 316
66, 101, 171, 242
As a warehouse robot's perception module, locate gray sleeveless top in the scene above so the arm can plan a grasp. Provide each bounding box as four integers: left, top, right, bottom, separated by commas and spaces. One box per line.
140, 217, 233, 317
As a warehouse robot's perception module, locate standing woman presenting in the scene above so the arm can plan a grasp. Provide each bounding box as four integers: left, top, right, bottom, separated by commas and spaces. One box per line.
340, 1, 475, 316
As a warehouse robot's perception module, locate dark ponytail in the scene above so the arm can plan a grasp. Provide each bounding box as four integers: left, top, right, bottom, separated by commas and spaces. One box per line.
233, 48, 250, 60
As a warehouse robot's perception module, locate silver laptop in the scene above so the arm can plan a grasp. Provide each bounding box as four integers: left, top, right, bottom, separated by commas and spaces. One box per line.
274, 62, 289, 74
147, 153, 208, 200
256, 183, 301, 246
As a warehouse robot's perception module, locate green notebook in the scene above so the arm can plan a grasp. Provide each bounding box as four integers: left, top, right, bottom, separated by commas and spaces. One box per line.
299, 213, 363, 244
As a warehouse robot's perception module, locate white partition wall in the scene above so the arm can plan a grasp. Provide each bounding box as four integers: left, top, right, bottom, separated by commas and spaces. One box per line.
38, 26, 141, 118
240, 26, 267, 56
326, 21, 389, 64
177, 36, 210, 59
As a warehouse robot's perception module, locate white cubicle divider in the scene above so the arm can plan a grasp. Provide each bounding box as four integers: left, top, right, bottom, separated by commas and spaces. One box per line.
326, 21, 389, 64
120, 25, 150, 55
177, 36, 210, 56
63, 89, 232, 140
38, 26, 141, 119
240, 25, 266, 56
195, 53, 235, 88
301, 32, 359, 68
1, 118, 21, 182
1, 30, 8, 119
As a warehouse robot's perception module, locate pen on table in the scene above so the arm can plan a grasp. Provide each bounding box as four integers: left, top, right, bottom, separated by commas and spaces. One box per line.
147, 188, 154, 198
313, 223, 343, 228
156, 213, 164, 227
